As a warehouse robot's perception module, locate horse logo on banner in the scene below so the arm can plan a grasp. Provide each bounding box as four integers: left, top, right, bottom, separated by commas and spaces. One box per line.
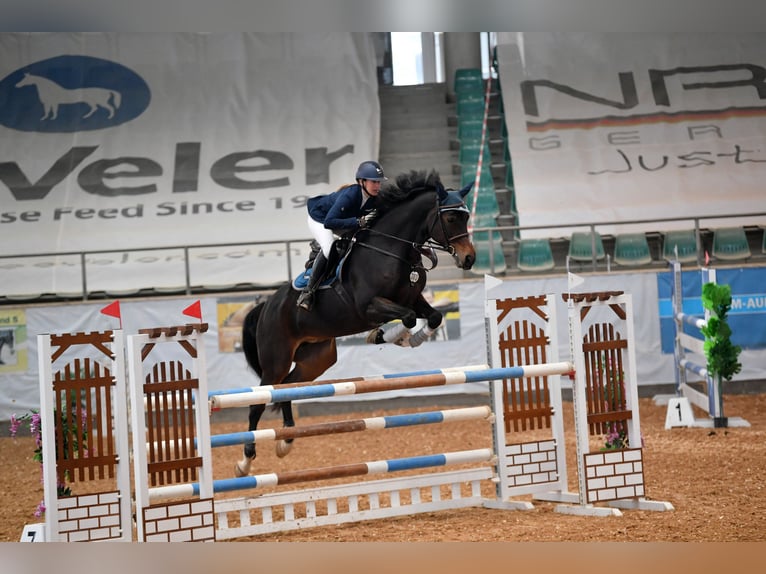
0, 54, 150, 132
16, 72, 122, 120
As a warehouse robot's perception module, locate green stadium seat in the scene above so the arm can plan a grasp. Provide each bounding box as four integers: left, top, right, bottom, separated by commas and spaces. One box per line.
613, 233, 652, 266
453, 68, 483, 94
517, 238, 555, 272
457, 121, 485, 142
465, 184, 499, 220
458, 141, 491, 165
460, 165, 494, 189
457, 98, 486, 118
457, 90, 485, 103
456, 93, 483, 108
568, 231, 605, 262
662, 229, 699, 263
712, 227, 751, 260
458, 136, 486, 150
471, 212, 498, 229
459, 173, 498, 215
471, 227, 506, 274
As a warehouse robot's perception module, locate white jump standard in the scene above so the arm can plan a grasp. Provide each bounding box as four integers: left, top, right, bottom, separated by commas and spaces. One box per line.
665, 260, 749, 428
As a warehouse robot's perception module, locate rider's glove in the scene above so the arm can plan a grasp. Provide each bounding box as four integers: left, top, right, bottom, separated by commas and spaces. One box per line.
358, 210, 377, 228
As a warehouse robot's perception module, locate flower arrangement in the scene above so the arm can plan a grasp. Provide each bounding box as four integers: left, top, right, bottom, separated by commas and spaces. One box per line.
596, 351, 643, 450
10, 410, 49, 517
9, 391, 88, 517
603, 424, 629, 450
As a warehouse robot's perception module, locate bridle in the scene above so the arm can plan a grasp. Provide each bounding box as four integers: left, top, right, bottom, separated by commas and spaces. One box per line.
426, 195, 471, 255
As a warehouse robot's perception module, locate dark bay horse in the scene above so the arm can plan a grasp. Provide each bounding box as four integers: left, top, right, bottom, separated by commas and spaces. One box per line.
235, 170, 476, 476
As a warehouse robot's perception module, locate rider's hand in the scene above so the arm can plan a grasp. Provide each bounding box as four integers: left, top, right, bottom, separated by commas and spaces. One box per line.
358, 210, 377, 228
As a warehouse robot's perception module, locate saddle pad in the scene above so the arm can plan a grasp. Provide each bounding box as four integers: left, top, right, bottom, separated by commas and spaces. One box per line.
292, 239, 354, 290
291, 262, 341, 290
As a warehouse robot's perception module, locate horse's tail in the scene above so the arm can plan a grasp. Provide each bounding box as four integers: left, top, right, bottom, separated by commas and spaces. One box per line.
110, 90, 122, 109
242, 302, 264, 378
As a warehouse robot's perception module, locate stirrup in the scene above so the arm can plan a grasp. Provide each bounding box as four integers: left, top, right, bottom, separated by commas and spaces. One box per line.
296, 290, 314, 311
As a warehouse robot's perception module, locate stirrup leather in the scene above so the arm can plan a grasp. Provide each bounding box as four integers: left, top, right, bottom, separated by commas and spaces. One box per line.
296, 290, 314, 310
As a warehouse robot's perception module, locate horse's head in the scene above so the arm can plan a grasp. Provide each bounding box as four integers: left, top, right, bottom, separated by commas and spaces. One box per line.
15, 73, 33, 88
374, 170, 476, 270
432, 180, 476, 270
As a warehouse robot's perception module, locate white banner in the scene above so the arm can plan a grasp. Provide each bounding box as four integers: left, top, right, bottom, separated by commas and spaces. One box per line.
0, 33, 379, 295
496, 33, 766, 238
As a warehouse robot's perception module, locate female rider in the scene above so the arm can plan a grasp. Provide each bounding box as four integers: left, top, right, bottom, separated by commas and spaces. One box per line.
296, 160, 387, 311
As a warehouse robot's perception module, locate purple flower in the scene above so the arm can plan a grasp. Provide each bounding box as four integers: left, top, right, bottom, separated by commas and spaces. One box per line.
9, 414, 21, 438
30, 412, 41, 436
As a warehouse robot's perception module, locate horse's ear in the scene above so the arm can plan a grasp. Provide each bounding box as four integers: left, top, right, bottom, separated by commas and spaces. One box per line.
459, 182, 473, 198
436, 181, 448, 202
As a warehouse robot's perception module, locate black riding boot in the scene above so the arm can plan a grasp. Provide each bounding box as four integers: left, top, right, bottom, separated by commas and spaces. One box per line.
297, 252, 328, 311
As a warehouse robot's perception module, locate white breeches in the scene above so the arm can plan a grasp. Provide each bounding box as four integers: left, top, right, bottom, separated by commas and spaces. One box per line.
307, 215, 336, 258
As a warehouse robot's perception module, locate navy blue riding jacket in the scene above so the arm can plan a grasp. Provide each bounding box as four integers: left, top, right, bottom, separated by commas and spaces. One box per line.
307, 184, 378, 231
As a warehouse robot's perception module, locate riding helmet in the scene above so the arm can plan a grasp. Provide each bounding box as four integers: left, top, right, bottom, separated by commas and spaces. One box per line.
355, 160, 387, 181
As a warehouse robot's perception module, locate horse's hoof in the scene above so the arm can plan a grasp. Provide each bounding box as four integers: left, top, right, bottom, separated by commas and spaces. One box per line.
366, 328, 384, 345
234, 458, 252, 477
275, 440, 293, 458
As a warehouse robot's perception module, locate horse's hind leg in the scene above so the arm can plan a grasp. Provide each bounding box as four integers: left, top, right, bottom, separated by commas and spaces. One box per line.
274, 401, 295, 458
42, 103, 56, 120
273, 339, 338, 458
234, 403, 266, 477
236, 337, 297, 475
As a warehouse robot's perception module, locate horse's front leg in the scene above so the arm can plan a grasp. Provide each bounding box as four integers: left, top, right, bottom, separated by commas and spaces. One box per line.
413, 292, 443, 330
403, 293, 444, 347
367, 293, 444, 347
364, 296, 418, 327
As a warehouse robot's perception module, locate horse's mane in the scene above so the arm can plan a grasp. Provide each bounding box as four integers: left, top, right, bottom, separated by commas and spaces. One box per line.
376, 170, 440, 214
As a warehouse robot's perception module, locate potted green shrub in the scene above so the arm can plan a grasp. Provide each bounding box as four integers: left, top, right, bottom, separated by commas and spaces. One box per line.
700, 282, 742, 428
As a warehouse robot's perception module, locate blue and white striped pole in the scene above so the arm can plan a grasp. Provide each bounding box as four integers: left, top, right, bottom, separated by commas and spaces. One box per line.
147, 448, 494, 503
209, 363, 574, 410
208, 405, 492, 448
208, 364, 489, 397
